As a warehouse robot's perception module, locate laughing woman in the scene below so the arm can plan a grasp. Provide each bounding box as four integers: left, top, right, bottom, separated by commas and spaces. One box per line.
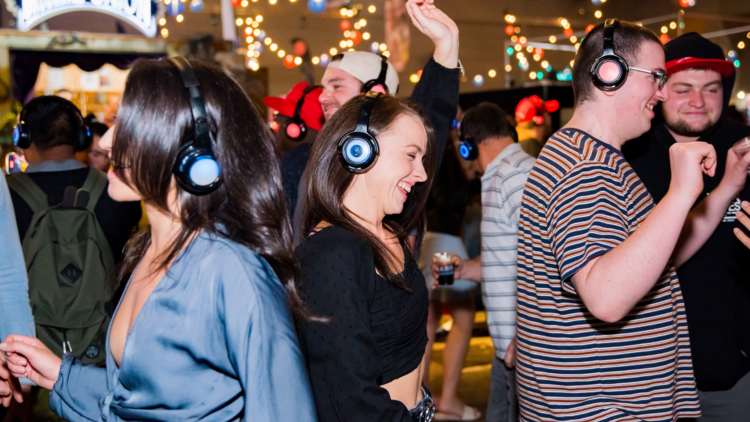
0, 58, 317, 421
295, 93, 438, 422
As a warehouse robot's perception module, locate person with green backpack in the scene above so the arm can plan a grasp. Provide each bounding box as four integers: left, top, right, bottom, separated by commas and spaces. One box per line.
5, 96, 142, 418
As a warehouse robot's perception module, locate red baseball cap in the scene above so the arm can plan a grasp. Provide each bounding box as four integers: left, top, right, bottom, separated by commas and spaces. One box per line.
263, 82, 325, 131
665, 57, 735, 78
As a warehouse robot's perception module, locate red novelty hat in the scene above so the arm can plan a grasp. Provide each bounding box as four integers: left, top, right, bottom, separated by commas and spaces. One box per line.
263, 82, 325, 131
515, 95, 559, 125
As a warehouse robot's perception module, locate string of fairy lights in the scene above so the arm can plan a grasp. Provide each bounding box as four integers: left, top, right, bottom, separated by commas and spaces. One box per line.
156, 0, 389, 72
155, 0, 745, 90
465, 0, 741, 87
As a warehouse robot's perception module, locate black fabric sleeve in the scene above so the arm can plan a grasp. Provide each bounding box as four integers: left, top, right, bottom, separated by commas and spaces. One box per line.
410, 57, 460, 168
296, 229, 413, 422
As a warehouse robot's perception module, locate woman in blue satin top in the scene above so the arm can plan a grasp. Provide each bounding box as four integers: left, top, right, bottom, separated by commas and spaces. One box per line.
0, 58, 317, 421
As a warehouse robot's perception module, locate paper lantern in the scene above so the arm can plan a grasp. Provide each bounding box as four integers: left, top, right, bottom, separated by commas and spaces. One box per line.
349, 30, 361, 45
189, 0, 203, 12
230, 0, 241, 7
505, 25, 514, 36
660, 34, 670, 44
586, 24, 595, 33
308, 0, 327, 13
284, 55, 295, 68
564, 28, 573, 38
340, 20, 351, 31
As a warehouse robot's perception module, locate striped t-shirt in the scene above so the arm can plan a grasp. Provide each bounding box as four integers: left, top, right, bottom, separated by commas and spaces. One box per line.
515, 129, 700, 421
480, 143, 534, 359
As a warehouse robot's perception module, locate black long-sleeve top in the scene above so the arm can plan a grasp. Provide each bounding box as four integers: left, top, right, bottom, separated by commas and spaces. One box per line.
295, 58, 459, 420
296, 226, 428, 421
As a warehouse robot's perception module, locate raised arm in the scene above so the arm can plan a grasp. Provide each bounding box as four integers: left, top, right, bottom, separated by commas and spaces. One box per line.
407, 0, 460, 167
564, 142, 715, 323
672, 148, 750, 267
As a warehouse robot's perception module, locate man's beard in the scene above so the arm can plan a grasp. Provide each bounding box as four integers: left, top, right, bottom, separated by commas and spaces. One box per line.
664, 114, 718, 138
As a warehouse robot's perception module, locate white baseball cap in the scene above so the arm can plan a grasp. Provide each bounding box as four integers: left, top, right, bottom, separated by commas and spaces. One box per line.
327, 51, 400, 94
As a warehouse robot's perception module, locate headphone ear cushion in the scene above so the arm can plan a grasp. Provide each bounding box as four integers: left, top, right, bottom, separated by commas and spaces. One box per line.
173, 143, 222, 195
338, 132, 379, 172
597, 60, 624, 84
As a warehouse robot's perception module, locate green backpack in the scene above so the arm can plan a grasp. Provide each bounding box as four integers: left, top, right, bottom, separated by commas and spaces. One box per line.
8, 169, 114, 366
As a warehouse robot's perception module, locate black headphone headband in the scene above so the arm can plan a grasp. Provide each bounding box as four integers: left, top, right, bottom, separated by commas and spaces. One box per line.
356, 91, 380, 133
602, 19, 618, 56
168, 57, 212, 151
293, 85, 318, 121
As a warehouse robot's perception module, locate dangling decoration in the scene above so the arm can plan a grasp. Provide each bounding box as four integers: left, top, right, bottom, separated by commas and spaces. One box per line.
308, 0, 327, 13
190, 0, 203, 12
167, 0, 185, 16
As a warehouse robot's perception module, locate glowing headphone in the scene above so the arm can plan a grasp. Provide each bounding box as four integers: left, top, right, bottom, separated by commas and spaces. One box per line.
13, 99, 92, 151
361, 55, 389, 95
167, 57, 222, 196
338, 91, 381, 173
590, 19, 629, 91
459, 132, 478, 161
284, 84, 318, 142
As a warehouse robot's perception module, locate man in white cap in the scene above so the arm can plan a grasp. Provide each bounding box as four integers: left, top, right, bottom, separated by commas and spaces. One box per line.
293, 0, 462, 241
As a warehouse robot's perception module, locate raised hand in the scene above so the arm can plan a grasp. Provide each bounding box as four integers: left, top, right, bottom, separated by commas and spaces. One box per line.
406, 0, 459, 69
0, 335, 62, 390
668, 141, 717, 202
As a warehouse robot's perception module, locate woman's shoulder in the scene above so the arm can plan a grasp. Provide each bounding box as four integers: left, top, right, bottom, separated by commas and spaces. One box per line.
295, 226, 375, 275
296, 225, 372, 256
184, 232, 279, 288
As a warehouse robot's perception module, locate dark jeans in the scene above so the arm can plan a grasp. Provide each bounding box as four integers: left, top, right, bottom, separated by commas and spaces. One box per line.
486, 356, 518, 422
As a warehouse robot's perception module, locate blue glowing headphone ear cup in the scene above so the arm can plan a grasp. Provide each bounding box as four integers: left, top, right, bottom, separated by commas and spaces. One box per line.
459, 144, 470, 159
343, 138, 373, 165
189, 156, 221, 186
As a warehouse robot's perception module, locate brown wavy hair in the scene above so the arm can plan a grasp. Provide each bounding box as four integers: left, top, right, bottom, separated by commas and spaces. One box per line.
111, 58, 308, 321
301, 94, 437, 289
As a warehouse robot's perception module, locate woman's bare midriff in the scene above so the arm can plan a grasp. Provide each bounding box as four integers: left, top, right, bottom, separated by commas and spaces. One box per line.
382, 361, 424, 410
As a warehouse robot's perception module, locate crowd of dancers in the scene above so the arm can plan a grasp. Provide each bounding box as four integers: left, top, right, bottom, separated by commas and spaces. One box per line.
1, 1, 750, 421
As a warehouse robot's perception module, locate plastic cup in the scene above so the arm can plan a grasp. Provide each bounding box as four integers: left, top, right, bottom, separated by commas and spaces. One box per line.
433, 253, 454, 286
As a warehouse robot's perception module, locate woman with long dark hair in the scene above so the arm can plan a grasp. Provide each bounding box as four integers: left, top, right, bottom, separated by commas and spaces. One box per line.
0, 58, 317, 421
295, 93, 438, 421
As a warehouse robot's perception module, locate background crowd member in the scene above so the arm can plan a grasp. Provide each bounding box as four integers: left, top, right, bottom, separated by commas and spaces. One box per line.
296, 93, 437, 421
419, 136, 479, 420
9, 97, 141, 265
292, 0, 460, 241
513, 96, 557, 158
76, 122, 111, 172
263, 82, 325, 218
0, 58, 317, 421
432, 102, 534, 422
515, 20, 726, 420
6, 95, 141, 419
623, 33, 750, 421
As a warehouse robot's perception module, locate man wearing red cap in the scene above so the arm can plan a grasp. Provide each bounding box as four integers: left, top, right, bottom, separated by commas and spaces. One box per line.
514, 95, 558, 158
623, 32, 750, 420
264, 82, 324, 218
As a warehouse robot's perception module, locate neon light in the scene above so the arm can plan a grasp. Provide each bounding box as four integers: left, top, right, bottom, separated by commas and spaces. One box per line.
14, 0, 157, 37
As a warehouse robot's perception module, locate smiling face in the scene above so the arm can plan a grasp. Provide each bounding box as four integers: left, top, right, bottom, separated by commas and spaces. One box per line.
320, 66, 363, 120
348, 113, 428, 216
661, 68, 723, 139
614, 41, 669, 140
98, 125, 141, 202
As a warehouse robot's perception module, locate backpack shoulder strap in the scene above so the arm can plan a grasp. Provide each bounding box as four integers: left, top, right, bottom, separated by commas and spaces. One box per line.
80, 168, 109, 213
6, 173, 50, 215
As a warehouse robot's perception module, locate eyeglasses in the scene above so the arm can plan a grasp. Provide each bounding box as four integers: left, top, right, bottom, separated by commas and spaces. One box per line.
629, 67, 668, 90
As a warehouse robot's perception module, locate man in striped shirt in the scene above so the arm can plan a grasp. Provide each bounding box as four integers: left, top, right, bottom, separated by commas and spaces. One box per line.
433, 102, 534, 422
516, 20, 722, 421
